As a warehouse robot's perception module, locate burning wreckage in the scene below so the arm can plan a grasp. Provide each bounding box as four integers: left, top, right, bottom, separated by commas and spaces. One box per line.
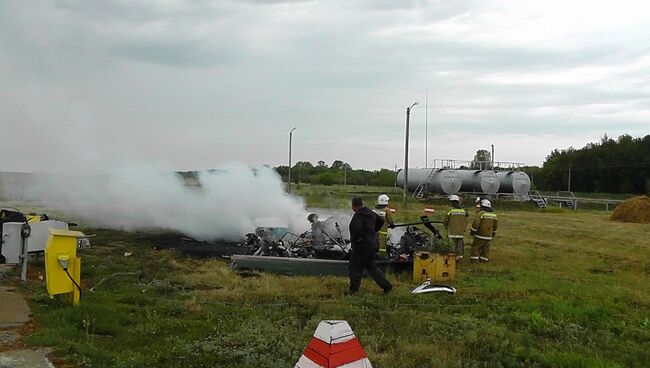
229, 214, 447, 276
148, 212, 447, 276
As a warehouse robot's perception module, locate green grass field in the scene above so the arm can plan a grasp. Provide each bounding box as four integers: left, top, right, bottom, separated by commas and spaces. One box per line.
4, 187, 650, 367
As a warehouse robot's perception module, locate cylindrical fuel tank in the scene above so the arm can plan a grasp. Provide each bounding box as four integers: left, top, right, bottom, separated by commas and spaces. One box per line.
396, 168, 462, 194
396, 168, 433, 192
455, 170, 500, 194
429, 169, 462, 195
497, 171, 531, 196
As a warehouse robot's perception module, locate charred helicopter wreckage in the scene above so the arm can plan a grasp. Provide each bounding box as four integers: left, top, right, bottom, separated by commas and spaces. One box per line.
230, 214, 449, 276
149, 211, 448, 276
244, 214, 350, 260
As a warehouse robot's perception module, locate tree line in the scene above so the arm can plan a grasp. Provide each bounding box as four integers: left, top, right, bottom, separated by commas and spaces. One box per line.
275, 160, 397, 187
531, 134, 650, 194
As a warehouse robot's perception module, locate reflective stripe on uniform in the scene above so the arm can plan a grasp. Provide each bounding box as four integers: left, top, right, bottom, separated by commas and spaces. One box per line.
470, 256, 479, 260
480, 213, 497, 220
447, 208, 466, 216
470, 227, 478, 232
474, 235, 492, 240
448, 235, 464, 239
480, 257, 489, 261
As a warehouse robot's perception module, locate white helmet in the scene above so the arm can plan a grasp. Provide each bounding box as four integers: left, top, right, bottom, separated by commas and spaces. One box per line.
480, 199, 492, 208
377, 194, 390, 206
448, 195, 460, 201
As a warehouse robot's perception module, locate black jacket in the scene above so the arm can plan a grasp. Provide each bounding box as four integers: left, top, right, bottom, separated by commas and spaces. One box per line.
349, 207, 384, 250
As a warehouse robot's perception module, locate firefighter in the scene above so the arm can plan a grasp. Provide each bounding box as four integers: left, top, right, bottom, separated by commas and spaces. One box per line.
443, 195, 469, 261
474, 196, 482, 211
373, 194, 395, 254
307, 213, 325, 248
470, 199, 498, 263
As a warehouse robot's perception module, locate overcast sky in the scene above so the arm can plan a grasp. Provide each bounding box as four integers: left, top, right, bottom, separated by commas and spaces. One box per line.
1, 0, 649, 172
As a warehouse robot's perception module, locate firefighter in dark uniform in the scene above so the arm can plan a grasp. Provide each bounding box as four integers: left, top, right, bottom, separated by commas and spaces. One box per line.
348, 197, 392, 294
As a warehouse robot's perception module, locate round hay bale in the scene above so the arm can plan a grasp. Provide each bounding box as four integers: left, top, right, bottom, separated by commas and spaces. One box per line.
610, 195, 650, 224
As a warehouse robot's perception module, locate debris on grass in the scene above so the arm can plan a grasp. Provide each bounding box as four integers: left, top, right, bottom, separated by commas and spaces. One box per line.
610, 195, 650, 224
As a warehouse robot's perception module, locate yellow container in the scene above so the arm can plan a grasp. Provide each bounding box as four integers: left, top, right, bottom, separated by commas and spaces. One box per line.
45, 229, 83, 305
413, 251, 456, 283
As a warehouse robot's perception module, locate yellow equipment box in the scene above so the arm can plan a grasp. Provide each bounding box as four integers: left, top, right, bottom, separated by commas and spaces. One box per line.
413, 251, 456, 283
45, 229, 83, 305
26, 214, 41, 222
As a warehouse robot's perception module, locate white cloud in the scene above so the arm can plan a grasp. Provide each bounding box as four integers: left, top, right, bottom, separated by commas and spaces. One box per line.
0, 0, 649, 172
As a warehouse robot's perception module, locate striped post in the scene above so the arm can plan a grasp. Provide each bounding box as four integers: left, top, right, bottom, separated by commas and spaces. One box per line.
295, 320, 373, 368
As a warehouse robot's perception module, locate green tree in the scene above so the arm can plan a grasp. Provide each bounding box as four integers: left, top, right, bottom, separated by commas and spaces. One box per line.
471, 149, 491, 169
330, 160, 345, 170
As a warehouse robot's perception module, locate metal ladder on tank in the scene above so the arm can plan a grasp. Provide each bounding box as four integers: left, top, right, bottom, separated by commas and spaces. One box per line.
413, 168, 437, 199
528, 191, 547, 208
555, 191, 577, 210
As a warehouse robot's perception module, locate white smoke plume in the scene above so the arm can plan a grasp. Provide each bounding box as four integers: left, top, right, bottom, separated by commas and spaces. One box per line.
7, 163, 309, 241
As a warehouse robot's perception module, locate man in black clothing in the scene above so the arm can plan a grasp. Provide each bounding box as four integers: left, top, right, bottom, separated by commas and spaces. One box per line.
348, 197, 393, 294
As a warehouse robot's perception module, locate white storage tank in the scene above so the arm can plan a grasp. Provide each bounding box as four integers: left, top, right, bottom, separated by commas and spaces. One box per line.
497, 171, 531, 196
429, 169, 462, 195
396, 168, 461, 195
456, 170, 500, 194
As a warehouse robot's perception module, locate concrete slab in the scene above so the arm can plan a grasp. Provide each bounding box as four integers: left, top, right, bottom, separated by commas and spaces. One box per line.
0, 349, 54, 368
0, 287, 31, 328
0, 331, 19, 347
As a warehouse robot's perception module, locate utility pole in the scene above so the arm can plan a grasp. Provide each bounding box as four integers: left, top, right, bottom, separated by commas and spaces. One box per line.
403, 102, 419, 209
343, 163, 347, 191
288, 127, 296, 193
491, 144, 495, 170
567, 164, 572, 192
531, 167, 535, 188
394, 163, 397, 189
425, 90, 428, 168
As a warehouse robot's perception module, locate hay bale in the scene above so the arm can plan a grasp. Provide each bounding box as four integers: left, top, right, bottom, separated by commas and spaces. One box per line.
610, 195, 650, 224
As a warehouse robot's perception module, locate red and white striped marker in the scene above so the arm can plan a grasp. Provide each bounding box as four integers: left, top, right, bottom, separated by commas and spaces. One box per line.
424, 208, 435, 213
295, 320, 373, 368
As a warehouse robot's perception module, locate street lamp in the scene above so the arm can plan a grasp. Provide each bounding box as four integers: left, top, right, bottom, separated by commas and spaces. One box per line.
403, 102, 418, 208
288, 127, 296, 193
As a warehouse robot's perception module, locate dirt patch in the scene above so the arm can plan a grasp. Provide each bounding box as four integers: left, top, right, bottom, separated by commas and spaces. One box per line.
610, 196, 650, 224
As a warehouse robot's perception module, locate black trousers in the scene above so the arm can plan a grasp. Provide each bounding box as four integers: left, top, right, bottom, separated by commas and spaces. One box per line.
348, 248, 392, 292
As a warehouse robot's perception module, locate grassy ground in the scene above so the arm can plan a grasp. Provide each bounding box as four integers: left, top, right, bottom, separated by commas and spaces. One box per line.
4, 190, 650, 367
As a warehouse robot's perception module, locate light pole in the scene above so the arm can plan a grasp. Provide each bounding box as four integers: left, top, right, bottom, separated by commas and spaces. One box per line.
425, 90, 428, 168
403, 102, 418, 208
288, 127, 296, 193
